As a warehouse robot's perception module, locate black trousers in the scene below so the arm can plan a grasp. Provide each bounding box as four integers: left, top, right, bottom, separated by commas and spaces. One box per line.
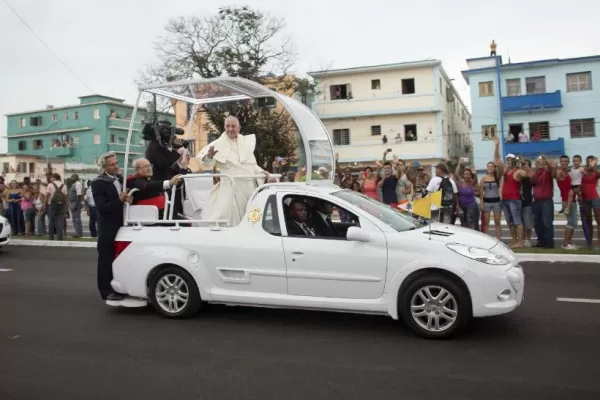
97, 233, 116, 299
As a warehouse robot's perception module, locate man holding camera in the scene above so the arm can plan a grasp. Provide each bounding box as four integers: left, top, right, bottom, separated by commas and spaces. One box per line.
196, 116, 270, 226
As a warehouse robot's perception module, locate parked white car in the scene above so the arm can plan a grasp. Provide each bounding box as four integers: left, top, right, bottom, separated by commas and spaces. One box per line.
111, 181, 524, 339
0, 215, 11, 249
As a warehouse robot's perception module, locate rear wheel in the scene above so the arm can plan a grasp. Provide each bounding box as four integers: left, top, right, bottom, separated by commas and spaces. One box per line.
149, 267, 202, 319
399, 274, 470, 339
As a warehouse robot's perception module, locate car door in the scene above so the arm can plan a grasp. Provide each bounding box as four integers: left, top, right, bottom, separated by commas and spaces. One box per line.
278, 193, 388, 300
196, 194, 287, 296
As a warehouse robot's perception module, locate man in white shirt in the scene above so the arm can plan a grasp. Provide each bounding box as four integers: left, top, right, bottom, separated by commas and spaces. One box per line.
69, 174, 84, 237
85, 180, 98, 238
426, 163, 458, 224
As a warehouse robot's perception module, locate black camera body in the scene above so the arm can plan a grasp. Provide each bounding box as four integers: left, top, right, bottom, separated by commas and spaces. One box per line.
142, 120, 189, 149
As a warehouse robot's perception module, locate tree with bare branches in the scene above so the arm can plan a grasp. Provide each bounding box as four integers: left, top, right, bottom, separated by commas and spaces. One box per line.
140, 6, 316, 170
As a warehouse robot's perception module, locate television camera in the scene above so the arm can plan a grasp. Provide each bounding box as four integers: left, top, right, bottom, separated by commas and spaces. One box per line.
142, 120, 189, 150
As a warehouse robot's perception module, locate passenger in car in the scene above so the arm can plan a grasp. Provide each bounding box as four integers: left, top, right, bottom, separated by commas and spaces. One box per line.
286, 199, 318, 237
127, 158, 182, 219
310, 200, 339, 237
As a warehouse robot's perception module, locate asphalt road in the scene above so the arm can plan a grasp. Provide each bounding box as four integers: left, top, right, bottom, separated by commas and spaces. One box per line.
1, 247, 599, 399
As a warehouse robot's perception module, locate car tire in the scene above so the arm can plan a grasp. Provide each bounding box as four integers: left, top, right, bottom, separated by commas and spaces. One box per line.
399, 273, 471, 340
149, 266, 202, 319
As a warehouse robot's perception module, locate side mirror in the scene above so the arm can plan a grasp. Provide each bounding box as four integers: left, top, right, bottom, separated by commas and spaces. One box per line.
346, 226, 371, 242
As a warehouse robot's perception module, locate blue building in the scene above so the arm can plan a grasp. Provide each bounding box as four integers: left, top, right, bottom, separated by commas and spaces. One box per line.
3, 95, 175, 178
462, 54, 599, 173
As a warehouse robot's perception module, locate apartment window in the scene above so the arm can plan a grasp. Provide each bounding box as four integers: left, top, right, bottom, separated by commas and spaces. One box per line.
33, 140, 43, 150
93, 108, 100, 119
19, 118, 26, 128
30, 116, 42, 126
110, 134, 116, 143
371, 79, 381, 90
93, 133, 101, 144
566, 72, 592, 92
74, 111, 79, 120
482, 125, 497, 140
64, 112, 69, 120
330, 84, 351, 100
439, 78, 443, 93
370, 125, 382, 136
570, 119, 595, 138
18, 140, 27, 150
525, 76, 546, 94
187, 140, 197, 155
479, 81, 494, 97
506, 79, 521, 96
332, 129, 351, 146
70, 136, 80, 146
528, 121, 550, 140
257, 97, 276, 108
404, 124, 417, 141
401, 78, 415, 94
52, 114, 57, 122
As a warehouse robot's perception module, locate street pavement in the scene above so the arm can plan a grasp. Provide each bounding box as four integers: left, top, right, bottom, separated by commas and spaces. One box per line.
1, 247, 599, 399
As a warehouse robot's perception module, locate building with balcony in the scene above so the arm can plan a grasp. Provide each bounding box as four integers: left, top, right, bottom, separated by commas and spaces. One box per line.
3, 95, 174, 179
307, 60, 472, 171
462, 54, 600, 173
0, 154, 65, 183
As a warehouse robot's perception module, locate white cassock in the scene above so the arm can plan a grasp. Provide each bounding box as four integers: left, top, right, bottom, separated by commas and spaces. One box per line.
196, 132, 265, 226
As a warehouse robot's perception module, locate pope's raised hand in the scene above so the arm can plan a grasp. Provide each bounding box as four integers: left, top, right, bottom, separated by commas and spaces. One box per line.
207, 146, 218, 158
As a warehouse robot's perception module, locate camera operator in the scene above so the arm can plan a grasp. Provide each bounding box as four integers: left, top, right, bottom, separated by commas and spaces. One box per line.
126, 157, 182, 219
170, 147, 192, 219
143, 120, 188, 183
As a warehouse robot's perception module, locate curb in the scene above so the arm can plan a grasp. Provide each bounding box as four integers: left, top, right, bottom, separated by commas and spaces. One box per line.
516, 254, 599, 263
9, 239, 97, 248
7, 240, 599, 263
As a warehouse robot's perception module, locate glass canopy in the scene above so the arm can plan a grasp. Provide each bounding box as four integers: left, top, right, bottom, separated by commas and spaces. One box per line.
131, 77, 335, 184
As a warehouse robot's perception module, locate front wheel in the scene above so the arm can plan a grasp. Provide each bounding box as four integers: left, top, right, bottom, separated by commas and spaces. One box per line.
149, 267, 202, 319
399, 274, 471, 339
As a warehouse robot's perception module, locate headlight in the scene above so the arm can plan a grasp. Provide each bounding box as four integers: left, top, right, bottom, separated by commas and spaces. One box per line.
446, 243, 510, 265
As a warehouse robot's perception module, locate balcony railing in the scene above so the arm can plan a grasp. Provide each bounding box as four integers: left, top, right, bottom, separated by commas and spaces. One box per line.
48, 146, 74, 157
501, 91, 563, 113
313, 94, 437, 119
107, 143, 145, 154
504, 138, 565, 158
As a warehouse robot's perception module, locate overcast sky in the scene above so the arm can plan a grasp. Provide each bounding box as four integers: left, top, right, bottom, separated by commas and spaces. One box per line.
2, 0, 599, 153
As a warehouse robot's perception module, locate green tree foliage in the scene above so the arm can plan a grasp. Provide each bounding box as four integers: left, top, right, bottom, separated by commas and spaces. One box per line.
141, 6, 319, 170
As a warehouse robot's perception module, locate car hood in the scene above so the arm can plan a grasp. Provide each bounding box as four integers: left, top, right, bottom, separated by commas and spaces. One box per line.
399, 222, 501, 250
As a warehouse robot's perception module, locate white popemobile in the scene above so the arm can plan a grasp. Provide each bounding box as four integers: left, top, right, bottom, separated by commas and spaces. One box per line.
0, 215, 11, 249
111, 77, 524, 339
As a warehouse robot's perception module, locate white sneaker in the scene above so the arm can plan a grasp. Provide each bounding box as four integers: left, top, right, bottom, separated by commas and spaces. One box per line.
561, 244, 579, 250
523, 240, 532, 247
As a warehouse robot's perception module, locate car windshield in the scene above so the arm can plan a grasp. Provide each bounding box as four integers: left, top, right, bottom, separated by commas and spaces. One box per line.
332, 190, 424, 232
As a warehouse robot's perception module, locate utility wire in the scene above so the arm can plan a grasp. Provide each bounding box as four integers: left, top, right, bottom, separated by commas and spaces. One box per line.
2, 0, 93, 92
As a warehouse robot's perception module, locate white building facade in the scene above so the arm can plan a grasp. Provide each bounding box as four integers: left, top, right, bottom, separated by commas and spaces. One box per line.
308, 60, 472, 171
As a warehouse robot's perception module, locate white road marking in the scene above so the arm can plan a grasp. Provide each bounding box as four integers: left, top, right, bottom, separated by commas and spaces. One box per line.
556, 297, 600, 304
0, 269, 13, 272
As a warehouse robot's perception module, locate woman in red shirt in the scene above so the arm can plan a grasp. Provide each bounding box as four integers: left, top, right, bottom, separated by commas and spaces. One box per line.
581, 156, 600, 249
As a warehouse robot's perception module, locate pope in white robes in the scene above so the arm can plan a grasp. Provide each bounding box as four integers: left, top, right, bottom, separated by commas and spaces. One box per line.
196, 116, 268, 226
